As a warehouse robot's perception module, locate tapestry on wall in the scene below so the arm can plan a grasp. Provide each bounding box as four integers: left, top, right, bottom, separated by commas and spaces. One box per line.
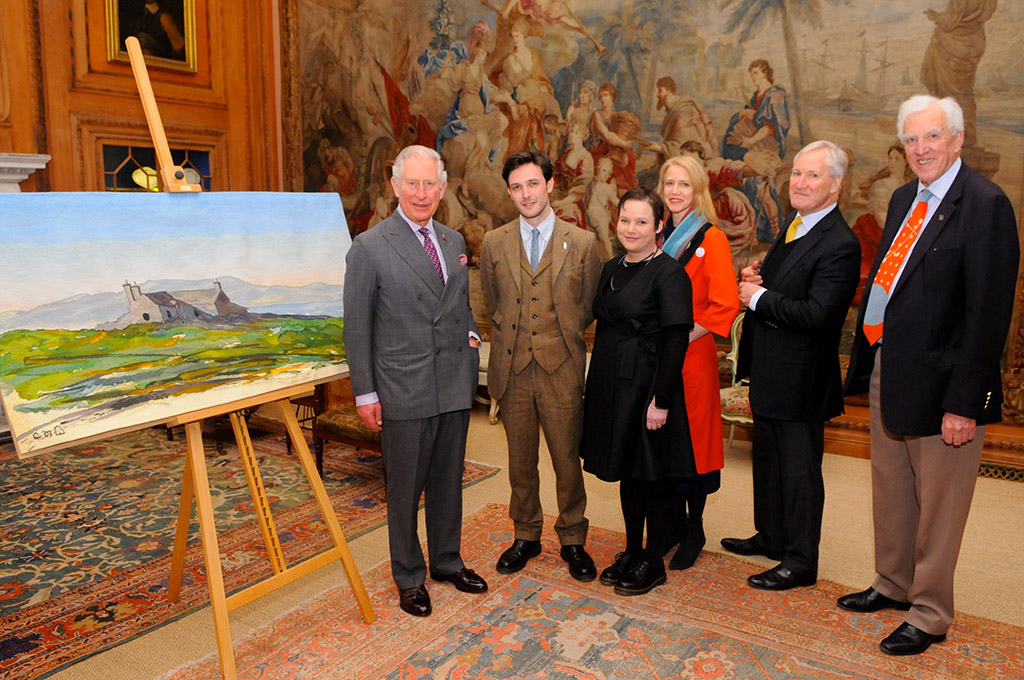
292, 0, 1024, 415
0, 192, 351, 457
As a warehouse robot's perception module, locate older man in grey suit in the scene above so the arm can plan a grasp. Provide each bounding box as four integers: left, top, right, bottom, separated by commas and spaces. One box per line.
344, 145, 487, 618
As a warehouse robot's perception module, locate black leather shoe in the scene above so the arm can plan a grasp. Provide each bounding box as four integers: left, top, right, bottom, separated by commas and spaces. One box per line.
880, 622, 946, 655
614, 559, 667, 596
721, 535, 783, 561
747, 565, 816, 591
599, 551, 640, 586
398, 585, 431, 617
430, 567, 488, 593
837, 587, 911, 613
496, 539, 541, 574
560, 545, 597, 582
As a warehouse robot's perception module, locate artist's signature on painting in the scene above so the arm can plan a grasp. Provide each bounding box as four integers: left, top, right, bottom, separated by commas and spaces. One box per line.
33, 425, 67, 440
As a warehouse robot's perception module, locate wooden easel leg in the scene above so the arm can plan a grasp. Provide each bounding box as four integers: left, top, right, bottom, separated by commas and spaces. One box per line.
184, 421, 238, 680
229, 412, 286, 575
168, 449, 195, 602
273, 399, 377, 624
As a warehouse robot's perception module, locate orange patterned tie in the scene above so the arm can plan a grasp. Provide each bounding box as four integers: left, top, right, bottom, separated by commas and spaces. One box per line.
863, 189, 932, 345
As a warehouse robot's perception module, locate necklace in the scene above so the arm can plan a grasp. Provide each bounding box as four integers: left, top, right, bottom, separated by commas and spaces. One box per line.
610, 249, 658, 291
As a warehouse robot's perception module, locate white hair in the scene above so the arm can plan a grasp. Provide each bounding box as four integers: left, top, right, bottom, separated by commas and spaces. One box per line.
393, 145, 447, 185
897, 95, 965, 140
794, 140, 848, 178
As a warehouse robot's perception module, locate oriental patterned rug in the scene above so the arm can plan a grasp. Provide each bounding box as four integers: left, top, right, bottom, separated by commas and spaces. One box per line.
0, 426, 497, 680
171, 503, 1023, 680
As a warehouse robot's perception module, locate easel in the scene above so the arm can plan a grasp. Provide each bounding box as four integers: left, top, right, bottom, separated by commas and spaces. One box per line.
125, 37, 375, 680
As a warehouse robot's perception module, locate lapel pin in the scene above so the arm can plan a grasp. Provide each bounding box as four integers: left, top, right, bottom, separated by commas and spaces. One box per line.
442, 234, 447, 240
938, 215, 944, 221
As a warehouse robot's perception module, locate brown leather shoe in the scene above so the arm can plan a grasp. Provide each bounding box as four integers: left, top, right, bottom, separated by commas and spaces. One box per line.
398, 585, 431, 617
430, 567, 488, 593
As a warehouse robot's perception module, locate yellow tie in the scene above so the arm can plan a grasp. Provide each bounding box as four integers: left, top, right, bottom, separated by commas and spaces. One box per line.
784, 215, 803, 244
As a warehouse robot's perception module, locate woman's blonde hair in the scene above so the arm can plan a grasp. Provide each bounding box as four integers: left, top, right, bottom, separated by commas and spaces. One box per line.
658, 154, 718, 223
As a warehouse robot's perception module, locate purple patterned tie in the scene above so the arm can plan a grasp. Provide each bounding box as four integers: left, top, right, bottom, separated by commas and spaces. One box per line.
419, 227, 444, 281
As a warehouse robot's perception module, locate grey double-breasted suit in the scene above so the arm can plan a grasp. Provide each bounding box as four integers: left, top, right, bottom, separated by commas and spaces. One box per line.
343, 212, 479, 588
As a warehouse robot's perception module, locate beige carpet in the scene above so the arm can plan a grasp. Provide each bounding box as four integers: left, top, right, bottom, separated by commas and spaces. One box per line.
48, 407, 1024, 680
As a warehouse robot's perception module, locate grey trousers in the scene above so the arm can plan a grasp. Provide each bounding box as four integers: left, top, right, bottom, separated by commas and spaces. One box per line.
381, 409, 470, 589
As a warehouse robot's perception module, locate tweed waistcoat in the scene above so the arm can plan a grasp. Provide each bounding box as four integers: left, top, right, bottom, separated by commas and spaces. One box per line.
512, 241, 569, 374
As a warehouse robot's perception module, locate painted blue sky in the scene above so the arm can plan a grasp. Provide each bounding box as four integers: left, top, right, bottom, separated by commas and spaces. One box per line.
0, 192, 351, 311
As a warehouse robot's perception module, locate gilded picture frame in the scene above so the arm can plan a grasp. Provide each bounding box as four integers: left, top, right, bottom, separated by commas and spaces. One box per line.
106, 0, 197, 73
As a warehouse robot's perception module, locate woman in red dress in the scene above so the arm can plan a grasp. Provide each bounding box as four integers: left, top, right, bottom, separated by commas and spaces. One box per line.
659, 154, 740, 569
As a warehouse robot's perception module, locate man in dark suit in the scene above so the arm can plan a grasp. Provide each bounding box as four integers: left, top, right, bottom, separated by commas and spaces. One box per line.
344, 145, 487, 617
725, 140, 860, 590
479, 150, 602, 581
838, 95, 1019, 655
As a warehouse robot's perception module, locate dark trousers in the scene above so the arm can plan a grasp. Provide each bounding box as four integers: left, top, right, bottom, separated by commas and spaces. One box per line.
381, 409, 470, 589
751, 416, 825, 575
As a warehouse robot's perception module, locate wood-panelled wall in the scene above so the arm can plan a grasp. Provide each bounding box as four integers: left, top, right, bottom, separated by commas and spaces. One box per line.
0, 0, 282, 191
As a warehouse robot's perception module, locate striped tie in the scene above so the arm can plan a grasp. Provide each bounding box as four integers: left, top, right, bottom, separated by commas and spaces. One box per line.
862, 189, 932, 345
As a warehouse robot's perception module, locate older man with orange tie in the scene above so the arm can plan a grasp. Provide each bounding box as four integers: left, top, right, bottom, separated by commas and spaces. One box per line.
839, 95, 1019, 656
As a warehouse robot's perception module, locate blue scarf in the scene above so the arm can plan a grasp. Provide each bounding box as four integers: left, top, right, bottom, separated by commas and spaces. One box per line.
662, 211, 707, 260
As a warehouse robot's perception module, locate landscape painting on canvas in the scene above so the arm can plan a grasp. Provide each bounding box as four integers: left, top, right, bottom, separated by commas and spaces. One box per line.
0, 192, 351, 457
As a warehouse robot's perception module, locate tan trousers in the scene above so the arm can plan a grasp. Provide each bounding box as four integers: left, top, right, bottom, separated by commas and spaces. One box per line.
869, 348, 983, 634
499, 358, 588, 544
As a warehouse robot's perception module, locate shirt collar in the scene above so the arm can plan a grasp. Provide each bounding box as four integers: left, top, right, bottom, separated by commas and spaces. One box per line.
397, 205, 436, 237
519, 207, 555, 244
796, 201, 837, 231
918, 157, 961, 202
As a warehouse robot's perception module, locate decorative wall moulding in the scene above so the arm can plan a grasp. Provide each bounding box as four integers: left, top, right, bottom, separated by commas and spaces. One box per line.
0, 153, 51, 192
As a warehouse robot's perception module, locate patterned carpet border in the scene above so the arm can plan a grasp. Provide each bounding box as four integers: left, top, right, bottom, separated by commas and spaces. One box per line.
0, 427, 497, 680
170, 503, 1023, 680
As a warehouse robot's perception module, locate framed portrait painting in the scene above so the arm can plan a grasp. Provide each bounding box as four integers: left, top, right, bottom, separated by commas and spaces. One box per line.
106, 0, 198, 72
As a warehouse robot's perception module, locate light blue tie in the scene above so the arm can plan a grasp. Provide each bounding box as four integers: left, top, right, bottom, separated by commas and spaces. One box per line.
529, 228, 541, 271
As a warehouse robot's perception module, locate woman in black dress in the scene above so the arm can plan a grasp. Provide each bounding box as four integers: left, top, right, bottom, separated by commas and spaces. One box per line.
580, 187, 694, 595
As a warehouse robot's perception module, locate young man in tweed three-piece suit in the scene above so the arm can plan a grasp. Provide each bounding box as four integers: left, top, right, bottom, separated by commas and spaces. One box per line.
479, 150, 603, 582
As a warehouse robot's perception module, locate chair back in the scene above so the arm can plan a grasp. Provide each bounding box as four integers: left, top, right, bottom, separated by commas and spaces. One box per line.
723, 310, 745, 386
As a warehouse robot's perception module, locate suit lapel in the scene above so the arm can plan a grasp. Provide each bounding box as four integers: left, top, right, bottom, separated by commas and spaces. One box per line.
382, 214, 444, 299
767, 210, 835, 286
890, 165, 966, 297
502, 223, 523, 292
435, 223, 463, 315
551, 218, 570, 282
